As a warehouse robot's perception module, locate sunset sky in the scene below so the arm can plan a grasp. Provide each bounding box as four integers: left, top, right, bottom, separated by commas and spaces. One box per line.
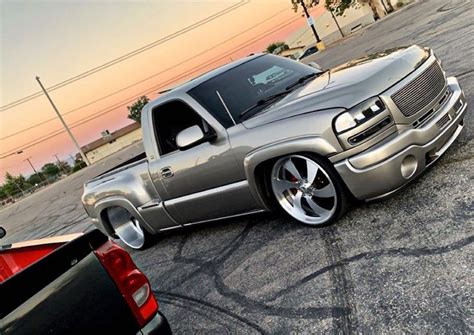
0, 0, 324, 182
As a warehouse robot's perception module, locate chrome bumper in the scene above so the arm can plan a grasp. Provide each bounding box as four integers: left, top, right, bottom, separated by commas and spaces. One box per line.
335, 77, 467, 200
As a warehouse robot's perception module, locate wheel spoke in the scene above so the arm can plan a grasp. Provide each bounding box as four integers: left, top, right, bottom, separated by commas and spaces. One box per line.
312, 183, 335, 198
273, 178, 298, 194
305, 197, 331, 216
283, 159, 303, 181
271, 154, 338, 225
306, 160, 318, 183
292, 191, 303, 211
131, 218, 142, 232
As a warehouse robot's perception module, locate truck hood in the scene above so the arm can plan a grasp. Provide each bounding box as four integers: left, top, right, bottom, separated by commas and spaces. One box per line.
243, 45, 430, 128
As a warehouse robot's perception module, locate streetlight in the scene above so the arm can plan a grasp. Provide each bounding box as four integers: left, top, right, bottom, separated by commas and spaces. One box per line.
0, 150, 23, 160
298, 0, 326, 50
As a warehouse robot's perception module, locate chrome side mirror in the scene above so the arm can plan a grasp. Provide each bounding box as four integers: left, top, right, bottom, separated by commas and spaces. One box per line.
0, 226, 6, 239
307, 61, 323, 71
176, 125, 206, 150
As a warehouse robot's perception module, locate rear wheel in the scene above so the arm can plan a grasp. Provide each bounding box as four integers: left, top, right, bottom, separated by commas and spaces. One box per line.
106, 207, 151, 250
270, 154, 348, 226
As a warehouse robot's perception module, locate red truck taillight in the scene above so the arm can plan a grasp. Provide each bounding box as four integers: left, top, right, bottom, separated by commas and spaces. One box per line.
94, 240, 158, 327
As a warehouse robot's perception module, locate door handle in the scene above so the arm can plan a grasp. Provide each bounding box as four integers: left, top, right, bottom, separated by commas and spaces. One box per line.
160, 167, 174, 179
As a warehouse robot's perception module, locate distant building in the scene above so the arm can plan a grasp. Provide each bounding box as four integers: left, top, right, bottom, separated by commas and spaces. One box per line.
79, 122, 142, 164
286, 0, 410, 50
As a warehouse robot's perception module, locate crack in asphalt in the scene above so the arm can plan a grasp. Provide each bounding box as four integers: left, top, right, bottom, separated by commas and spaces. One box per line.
155, 291, 266, 334
151, 220, 349, 332
266, 235, 474, 303
455, 69, 474, 78
320, 227, 359, 333
150, 217, 473, 333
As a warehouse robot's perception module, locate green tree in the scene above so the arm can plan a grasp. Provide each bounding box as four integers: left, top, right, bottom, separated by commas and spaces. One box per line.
3, 172, 28, 195
41, 163, 60, 177
127, 96, 149, 123
291, 0, 375, 17
0, 186, 8, 200
57, 160, 72, 174
27, 174, 43, 185
266, 41, 289, 54
72, 160, 87, 172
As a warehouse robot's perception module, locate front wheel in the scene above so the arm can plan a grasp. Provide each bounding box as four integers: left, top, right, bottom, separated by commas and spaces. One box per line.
270, 154, 348, 226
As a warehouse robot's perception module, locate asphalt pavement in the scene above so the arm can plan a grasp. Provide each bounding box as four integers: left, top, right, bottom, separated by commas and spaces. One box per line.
0, 1, 472, 333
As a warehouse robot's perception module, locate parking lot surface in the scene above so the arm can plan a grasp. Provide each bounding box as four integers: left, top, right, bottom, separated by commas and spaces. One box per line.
1, 1, 472, 332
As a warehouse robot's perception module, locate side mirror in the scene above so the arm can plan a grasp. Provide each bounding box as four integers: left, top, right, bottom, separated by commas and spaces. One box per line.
0, 226, 6, 239
307, 62, 323, 71
176, 125, 215, 150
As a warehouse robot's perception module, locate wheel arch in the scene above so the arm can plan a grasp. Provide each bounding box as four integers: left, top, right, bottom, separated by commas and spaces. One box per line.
95, 197, 156, 237
244, 136, 340, 209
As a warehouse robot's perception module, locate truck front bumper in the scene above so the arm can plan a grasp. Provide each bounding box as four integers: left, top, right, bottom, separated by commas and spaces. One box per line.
334, 77, 467, 201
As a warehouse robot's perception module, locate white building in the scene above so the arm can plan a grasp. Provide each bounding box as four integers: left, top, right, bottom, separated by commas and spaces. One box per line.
286, 0, 411, 52
80, 122, 142, 164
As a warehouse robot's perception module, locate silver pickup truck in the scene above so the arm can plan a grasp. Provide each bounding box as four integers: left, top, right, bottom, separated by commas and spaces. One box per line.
82, 45, 467, 249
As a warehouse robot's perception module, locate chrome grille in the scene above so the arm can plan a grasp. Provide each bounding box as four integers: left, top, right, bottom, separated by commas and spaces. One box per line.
391, 61, 446, 117
436, 113, 450, 129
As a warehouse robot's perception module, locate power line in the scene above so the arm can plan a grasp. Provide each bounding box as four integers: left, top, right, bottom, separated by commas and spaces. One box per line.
0, 14, 302, 156
0, 7, 289, 141
1, 13, 302, 156
0, 0, 249, 112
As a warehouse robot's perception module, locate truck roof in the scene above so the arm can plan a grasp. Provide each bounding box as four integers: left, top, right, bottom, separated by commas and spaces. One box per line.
158, 53, 264, 95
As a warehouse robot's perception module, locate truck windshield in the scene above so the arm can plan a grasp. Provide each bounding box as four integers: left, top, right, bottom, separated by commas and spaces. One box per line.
188, 54, 317, 128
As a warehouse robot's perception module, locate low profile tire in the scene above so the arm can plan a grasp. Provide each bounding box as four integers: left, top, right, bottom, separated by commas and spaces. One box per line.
106, 206, 153, 250
270, 154, 349, 226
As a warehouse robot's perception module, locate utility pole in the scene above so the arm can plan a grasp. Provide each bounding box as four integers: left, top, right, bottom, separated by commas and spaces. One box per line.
329, 9, 344, 37
299, 0, 325, 50
54, 154, 61, 165
35, 76, 91, 166
25, 157, 43, 181
54, 154, 64, 174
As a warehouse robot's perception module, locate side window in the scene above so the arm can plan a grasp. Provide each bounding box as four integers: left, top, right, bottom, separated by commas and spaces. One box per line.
152, 101, 208, 155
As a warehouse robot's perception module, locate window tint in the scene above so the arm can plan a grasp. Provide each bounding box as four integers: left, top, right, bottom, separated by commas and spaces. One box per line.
188, 54, 315, 127
152, 100, 207, 155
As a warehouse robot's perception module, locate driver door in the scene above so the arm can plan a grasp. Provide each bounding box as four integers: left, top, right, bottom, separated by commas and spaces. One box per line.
147, 97, 256, 224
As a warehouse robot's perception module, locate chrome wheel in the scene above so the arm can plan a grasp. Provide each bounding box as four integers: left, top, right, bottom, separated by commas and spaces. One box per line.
271, 155, 337, 225
107, 207, 145, 249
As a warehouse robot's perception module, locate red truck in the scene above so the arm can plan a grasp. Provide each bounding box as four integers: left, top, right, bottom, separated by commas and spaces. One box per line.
0, 227, 171, 334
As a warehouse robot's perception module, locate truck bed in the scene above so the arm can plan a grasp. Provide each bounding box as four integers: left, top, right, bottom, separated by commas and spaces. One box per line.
94, 151, 147, 180
0, 230, 145, 334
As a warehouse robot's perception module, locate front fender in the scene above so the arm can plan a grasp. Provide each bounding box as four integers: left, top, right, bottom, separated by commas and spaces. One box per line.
244, 136, 339, 208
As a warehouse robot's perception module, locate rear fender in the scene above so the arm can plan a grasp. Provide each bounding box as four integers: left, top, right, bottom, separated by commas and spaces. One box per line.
94, 197, 156, 237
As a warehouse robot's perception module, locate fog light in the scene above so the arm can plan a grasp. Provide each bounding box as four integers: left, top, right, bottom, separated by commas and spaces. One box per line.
401, 155, 417, 179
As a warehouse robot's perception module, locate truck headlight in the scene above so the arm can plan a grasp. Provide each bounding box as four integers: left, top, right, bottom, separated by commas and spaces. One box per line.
334, 97, 385, 134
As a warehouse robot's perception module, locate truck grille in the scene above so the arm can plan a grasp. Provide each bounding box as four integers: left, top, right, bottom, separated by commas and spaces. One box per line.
391, 61, 446, 117
436, 113, 450, 129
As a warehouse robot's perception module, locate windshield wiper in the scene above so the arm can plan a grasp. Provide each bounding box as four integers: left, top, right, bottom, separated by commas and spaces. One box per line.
239, 72, 322, 119
284, 72, 320, 91
239, 91, 290, 118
